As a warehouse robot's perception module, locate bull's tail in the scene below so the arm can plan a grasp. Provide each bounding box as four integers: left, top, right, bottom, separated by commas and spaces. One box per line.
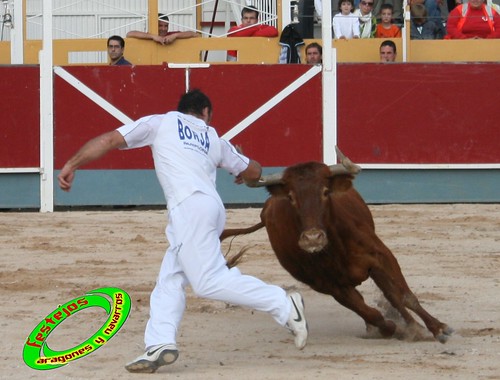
220, 222, 265, 241
221, 222, 265, 268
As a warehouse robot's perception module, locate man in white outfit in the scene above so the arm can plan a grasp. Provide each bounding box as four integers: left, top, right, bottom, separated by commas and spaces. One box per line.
58, 89, 308, 374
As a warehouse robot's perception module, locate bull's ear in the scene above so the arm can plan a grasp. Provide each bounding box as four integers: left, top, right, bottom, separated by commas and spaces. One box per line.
330, 174, 353, 194
266, 184, 287, 197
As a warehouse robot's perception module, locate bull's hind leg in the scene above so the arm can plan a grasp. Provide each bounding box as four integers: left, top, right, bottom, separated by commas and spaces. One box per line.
370, 255, 453, 343
331, 286, 396, 338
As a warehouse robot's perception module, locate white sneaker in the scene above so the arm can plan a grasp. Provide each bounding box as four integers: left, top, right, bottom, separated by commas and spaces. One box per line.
125, 343, 179, 373
286, 292, 308, 349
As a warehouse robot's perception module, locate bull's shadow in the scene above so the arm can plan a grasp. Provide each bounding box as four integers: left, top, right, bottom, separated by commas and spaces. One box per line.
222, 148, 453, 344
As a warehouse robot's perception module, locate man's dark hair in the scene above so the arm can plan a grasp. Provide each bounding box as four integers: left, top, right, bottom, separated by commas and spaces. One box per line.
306, 42, 322, 55
177, 89, 212, 117
381, 3, 394, 13
380, 40, 396, 54
242, 5, 259, 19
107, 35, 125, 48
158, 13, 170, 22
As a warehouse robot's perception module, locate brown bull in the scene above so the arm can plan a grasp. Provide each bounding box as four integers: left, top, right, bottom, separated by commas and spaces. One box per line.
222, 149, 453, 343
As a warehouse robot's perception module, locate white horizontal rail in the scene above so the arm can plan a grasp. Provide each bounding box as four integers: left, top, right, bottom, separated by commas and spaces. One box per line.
0, 167, 41, 173
359, 164, 500, 169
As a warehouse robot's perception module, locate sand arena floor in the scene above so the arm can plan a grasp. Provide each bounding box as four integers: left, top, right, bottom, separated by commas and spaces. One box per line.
1, 204, 499, 379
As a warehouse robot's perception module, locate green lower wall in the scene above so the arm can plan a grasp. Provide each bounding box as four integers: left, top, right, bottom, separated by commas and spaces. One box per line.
0, 174, 40, 208
1, 169, 499, 209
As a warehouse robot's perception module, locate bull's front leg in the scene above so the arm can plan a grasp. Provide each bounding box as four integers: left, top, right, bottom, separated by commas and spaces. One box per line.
331, 286, 396, 337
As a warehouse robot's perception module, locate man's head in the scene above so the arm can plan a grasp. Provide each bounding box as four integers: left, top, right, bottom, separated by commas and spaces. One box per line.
241, 6, 259, 26
177, 89, 213, 123
410, 4, 427, 26
339, 0, 355, 14
380, 40, 397, 62
380, 4, 394, 23
359, 0, 374, 16
305, 42, 323, 64
158, 13, 170, 36
107, 35, 125, 64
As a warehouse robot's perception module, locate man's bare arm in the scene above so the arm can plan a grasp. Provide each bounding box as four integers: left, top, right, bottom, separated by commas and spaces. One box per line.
58, 130, 126, 192
127, 31, 198, 45
126, 31, 165, 44
238, 160, 262, 185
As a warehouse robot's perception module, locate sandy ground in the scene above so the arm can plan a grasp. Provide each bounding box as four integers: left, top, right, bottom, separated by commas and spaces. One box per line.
1, 204, 499, 380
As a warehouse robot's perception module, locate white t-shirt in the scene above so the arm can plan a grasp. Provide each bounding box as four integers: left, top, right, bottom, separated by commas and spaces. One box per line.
117, 111, 249, 209
332, 13, 360, 39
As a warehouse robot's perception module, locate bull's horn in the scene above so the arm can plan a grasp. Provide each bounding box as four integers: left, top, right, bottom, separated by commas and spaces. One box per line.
245, 172, 283, 188
332, 146, 362, 174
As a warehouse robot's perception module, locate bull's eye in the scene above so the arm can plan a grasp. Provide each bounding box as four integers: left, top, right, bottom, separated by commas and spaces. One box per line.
322, 187, 330, 199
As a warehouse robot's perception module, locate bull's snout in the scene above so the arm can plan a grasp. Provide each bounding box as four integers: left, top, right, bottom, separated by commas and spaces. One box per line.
298, 228, 328, 253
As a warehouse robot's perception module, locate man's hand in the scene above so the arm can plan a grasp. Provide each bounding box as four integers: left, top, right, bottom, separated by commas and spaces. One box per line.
234, 174, 244, 185
239, 159, 262, 186
164, 35, 177, 44
58, 165, 76, 192
152, 35, 165, 44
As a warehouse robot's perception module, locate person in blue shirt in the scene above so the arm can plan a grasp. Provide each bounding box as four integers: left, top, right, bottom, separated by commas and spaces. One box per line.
107, 35, 132, 65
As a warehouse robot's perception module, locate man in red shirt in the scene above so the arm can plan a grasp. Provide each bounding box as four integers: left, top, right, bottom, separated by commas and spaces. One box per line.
227, 6, 278, 61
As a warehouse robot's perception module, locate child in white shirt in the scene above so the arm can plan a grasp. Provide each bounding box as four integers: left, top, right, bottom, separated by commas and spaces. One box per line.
333, 0, 360, 39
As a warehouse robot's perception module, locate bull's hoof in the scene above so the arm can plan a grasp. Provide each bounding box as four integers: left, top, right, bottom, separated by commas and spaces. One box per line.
436, 325, 454, 344
379, 320, 397, 337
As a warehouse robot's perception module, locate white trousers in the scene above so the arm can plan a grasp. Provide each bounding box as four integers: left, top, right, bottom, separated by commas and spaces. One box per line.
144, 192, 291, 348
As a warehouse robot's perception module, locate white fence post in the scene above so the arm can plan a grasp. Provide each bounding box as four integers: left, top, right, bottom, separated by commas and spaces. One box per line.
321, 0, 337, 165
10, 0, 24, 63
39, 0, 54, 212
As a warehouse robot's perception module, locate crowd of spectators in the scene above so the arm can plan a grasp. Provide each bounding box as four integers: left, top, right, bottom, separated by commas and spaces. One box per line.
309, 0, 500, 40
107, 2, 500, 65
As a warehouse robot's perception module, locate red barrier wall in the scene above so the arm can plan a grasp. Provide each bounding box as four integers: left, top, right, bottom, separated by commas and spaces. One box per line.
53, 65, 322, 169
0, 66, 40, 167
2, 63, 499, 170
338, 63, 500, 163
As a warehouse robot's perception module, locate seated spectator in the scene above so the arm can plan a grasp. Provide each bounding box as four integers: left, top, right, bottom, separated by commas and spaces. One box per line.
410, 0, 445, 36
305, 42, 323, 64
446, 0, 500, 39
107, 35, 132, 65
227, 6, 279, 61
126, 14, 198, 45
333, 0, 361, 39
375, 4, 402, 37
380, 0, 404, 26
354, 0, 377, 38
410, 3, 445, 39
306, 42, 323, 65
379, 39, 397, 62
